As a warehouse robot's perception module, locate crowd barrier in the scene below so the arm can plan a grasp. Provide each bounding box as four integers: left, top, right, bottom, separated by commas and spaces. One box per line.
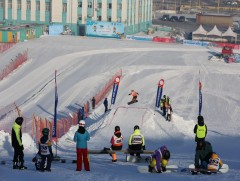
0, 50, 29, 81
152, 37, 175, 43
0, 43, 15, 53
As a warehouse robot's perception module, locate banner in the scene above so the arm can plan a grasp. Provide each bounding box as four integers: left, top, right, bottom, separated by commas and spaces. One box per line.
52, 70, 58, 138
155, 79, 164, 108
111, 76, 120, 105
199, 81, 202, 116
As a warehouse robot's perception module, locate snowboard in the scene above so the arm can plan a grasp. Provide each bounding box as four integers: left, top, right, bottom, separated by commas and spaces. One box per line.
126, 155, 150, 163
185, 164, 229, 174
137, 165, 178, 173
128, 100, 138, 105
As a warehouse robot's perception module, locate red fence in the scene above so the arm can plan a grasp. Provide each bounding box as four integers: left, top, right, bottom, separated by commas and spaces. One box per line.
0, 50, 29, 81
152, 37, 175, 43
0, 43, 15, 53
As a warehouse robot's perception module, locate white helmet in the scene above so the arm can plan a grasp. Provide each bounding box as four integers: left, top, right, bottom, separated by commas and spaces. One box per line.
79, 120, 85, 127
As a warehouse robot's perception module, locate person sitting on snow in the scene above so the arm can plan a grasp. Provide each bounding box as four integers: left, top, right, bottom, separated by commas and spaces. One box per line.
207, 152, 223, 171
128, 90, 139, 102
148, 146, 171, 173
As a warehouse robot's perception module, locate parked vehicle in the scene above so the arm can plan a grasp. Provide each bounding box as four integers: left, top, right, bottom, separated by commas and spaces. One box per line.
170, 16, 178, 22
179, 16, 185, 22
161, 14, 170, 21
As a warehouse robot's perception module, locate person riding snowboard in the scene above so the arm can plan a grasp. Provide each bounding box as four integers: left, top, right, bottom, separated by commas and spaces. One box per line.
128, 90, 139, 103
148, 146, 171, 173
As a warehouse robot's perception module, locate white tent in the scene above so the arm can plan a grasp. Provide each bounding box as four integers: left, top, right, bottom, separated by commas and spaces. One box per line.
192, 24, 207, 35
207, 25, 222, 36
222, 27, 237, 43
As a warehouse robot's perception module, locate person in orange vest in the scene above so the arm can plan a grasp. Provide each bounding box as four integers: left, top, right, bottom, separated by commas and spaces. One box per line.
194, 115, 207, 143
110, 126, 123, 162
128, 90, 139, 103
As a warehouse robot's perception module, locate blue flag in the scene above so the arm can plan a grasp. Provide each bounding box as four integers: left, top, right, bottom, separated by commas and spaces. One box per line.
155, 79, 164, 108
111, 76, 120, 105
53, 70, 58, 138
199, 81, 202, 116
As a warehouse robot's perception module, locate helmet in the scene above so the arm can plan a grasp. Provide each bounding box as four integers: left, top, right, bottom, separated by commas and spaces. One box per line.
134, 125, 140, 130
197, 115, 204, 125
162, 150, 170, 160
42, 128, 50, 136
161, 159, 168, 167
79, 120, 85, 127
211, 152, 218, 159
115, 126, 120, 132
15, 117, 24, 126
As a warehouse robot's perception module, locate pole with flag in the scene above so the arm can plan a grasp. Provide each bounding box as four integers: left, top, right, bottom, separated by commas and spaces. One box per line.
199, 75, 202, 116
155, 79, 164, 115
53, 70, 58, 157
110, 76, 120, 107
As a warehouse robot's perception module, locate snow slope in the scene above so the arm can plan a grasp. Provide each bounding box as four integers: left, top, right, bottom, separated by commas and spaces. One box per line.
0, 36, 240, 181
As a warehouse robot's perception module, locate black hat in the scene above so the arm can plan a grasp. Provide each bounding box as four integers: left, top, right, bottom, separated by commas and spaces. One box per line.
134, 125, 140, 130
15, 117, 23, 126
163, 150, 170, 160
197, 115, 204, 126
115, 126, 120, 132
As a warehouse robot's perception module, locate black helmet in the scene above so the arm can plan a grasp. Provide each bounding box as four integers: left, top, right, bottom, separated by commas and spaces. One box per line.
115, 126, 120, 132
134, 125, 140, 130
15, 117, 24, 126
42, 128, 50, 136
163, 150, 170, 160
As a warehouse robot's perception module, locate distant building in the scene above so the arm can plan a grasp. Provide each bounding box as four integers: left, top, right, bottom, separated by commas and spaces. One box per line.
196, 13, 233, 26
0, 0, 153, 36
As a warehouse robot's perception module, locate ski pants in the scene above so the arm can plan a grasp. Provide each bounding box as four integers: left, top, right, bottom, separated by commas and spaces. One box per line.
40, 154, 52, 170
129, 144, 142, 157
13, 146, 24, 163
76, 148, 90, 171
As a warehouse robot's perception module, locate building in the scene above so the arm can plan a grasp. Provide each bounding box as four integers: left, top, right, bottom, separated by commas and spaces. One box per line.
196, 13, 233, 27
0, 0, 153, 36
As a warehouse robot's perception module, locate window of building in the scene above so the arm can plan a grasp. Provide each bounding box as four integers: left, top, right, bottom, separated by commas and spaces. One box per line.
97, 16, 101, 21
17, 0, 21, 10
8, 0, 12, 9
0, 0, 3, 8
117, 3, 122, 9
108, 16, 111, 22
88, 2, 92, 8
108, 3, 112, 9
45, 2, 50, 11
78, 1, 82, 7
36, 1, 40, 11
78, 16, 82, 20
63, 3, 67, 12
27, 1, 31, 10
98, 3, 102, 8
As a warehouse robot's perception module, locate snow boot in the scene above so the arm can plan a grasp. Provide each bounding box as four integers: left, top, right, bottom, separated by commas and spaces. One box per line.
19, 162, 27, 170
13, 162, 19, 169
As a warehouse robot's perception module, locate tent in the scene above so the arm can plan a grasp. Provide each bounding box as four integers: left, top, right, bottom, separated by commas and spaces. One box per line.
222, 27, 237, 43
192, 24, 207, 35
207, 25, 222, 36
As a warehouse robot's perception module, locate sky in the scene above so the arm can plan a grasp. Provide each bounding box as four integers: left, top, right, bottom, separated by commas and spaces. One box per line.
0, 36, 240, 181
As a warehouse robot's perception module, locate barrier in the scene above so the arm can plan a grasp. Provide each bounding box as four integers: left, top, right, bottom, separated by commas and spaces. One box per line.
153, 37, 175, 43
0, 43, 15, 53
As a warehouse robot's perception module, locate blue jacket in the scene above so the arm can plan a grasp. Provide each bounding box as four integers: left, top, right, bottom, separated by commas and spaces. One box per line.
152, 146, 168, 171
74, 126, 90, 149
103, 99, 108, 107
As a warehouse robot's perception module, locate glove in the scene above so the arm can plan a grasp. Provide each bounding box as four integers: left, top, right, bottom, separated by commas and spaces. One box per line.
161, 166, 166, 172
142, 145, 146, 150
20, 145, 24, 150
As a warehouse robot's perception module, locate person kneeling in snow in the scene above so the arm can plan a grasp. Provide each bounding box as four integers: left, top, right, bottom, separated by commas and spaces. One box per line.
207, 152, 223, 171
148, 146, 171, 173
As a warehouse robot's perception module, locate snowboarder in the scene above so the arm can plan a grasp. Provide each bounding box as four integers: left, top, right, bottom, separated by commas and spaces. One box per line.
11, 117, 27, 170
194, 115, 207, 143
39, 128, 53, 172
160, 98, 164, 110
103, 98, 108, 113
148, 146, 171, 173
166, 104, 173, 121
207, 152, 223, 171
109, 126, 123, 162
91, 97, 96, 109
128, 125, 145, 159
194, 140, 213, 169
128, 90, 139, 103
74, 120, 90, 171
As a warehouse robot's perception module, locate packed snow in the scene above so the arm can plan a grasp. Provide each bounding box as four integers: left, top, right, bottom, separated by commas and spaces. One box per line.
0, 36, 240, 181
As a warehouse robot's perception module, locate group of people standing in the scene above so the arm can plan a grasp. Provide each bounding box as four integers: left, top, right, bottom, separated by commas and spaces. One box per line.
194, 115, 223, 171
160, 95, 173, 121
